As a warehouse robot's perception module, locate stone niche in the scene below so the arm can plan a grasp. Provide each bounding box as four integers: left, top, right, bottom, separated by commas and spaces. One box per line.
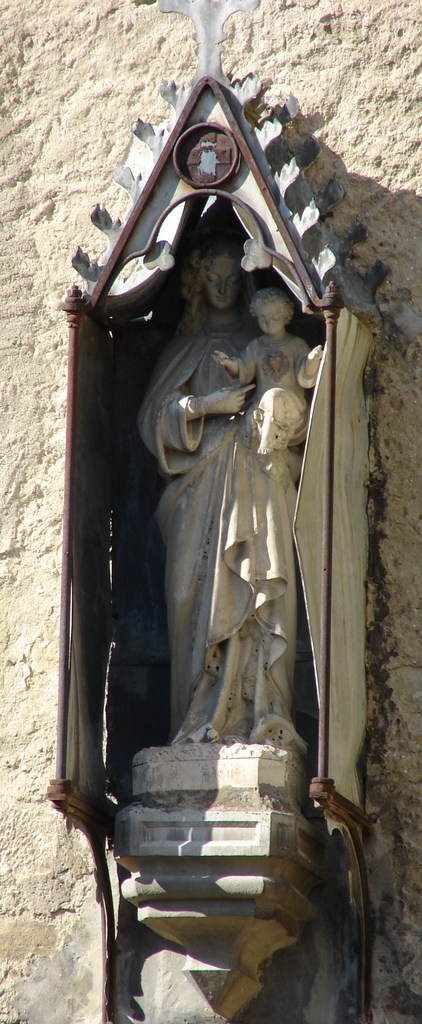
61, 22, 373, 1016
114, 744, 325, 1020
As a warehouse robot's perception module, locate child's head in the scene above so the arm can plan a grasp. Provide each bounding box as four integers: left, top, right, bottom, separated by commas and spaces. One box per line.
250, 288, 294, 336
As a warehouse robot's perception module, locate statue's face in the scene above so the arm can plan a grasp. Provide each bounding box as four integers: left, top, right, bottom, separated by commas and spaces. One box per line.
202, 256, 242, 311
256, 301, 288, 338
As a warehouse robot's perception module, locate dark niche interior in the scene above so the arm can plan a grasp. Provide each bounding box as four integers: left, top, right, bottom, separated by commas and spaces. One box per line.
104, 200, 324, 804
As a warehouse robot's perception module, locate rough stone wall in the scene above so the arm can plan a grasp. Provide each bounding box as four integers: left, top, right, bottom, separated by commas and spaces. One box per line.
1, 1, 421, 1021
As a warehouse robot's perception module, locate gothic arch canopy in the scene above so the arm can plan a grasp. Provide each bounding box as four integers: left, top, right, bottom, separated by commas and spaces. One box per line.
78, 74, 324, 320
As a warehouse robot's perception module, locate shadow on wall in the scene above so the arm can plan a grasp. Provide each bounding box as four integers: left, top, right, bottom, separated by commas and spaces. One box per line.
276, 113, 422, 348
241, 831, 359, 1024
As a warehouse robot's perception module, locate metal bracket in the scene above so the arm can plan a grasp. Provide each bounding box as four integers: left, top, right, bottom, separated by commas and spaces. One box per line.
47, 780, 116, 1024
310, 777, 374, 1023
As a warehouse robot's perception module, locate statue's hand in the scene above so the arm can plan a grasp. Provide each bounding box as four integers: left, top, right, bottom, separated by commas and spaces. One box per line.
203, 384, 255, 416
212, 351, 239, 378
307, 345, 323, 363
302, 345, 323, 381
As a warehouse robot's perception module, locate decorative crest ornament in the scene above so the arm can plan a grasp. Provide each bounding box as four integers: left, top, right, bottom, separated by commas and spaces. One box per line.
157, 0, 260, 83
173, 123, 239, 186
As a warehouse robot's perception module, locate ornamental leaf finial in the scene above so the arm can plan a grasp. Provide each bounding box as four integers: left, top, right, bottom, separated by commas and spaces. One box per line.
157, 0, 260, 83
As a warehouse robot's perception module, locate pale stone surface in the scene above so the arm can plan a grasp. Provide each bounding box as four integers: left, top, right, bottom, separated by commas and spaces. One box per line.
1, 0, 422, 1021
117, 807, 323, 1019
132, 742, 307, 807
116, 805, 322, 860
138, 948, 224, 1024
117, 739, 323, 1020
16, 900, 103, 1024
116, 740, 324, 1020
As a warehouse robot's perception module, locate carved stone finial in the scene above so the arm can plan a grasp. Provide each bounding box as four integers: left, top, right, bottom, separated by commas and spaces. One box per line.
157, 0, 260, 83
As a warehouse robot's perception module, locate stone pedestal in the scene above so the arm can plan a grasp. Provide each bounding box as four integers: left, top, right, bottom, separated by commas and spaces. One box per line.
131, 741, 308, 809
115, 745, 324, 1019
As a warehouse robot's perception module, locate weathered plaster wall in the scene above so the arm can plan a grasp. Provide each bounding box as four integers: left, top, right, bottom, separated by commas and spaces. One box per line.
1, 1, 421, 1021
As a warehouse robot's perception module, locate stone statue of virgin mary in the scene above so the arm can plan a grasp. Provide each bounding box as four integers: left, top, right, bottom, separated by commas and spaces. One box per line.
138, 234, 312, 754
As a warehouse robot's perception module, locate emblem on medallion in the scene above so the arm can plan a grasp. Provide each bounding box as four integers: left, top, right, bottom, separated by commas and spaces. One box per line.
173, 123, 239, 188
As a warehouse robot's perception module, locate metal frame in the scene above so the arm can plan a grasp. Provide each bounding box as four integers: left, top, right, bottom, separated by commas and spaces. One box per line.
47, 779, 116, 1023
50, 286, 116, 1023
56, 286, 85, 782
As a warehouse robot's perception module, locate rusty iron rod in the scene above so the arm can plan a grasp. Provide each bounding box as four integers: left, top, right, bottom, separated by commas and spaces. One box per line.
56, 286, 86, 780
317, 283, 343, 780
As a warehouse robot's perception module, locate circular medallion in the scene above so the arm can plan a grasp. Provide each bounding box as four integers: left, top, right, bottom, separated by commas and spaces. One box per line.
173, 123, 239, 189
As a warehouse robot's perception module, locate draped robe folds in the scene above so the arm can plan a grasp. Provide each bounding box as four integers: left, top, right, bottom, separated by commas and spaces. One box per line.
138, 323, 308, 752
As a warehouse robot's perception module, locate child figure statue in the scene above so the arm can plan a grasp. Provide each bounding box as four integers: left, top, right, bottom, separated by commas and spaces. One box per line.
213, 287, 322, 458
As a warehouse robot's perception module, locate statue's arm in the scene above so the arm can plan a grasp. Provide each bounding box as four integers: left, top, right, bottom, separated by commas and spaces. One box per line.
140, 384, 254, 471
212, 340, 256, 385
184, 385, 255, 420
236, 342, 256, 385
296, 341, 323, 388
212, 350, 241, 379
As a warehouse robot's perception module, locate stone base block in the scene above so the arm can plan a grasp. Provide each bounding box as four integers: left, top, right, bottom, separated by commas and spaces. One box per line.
115, 806, 323, 866
132, 742, 307, 809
